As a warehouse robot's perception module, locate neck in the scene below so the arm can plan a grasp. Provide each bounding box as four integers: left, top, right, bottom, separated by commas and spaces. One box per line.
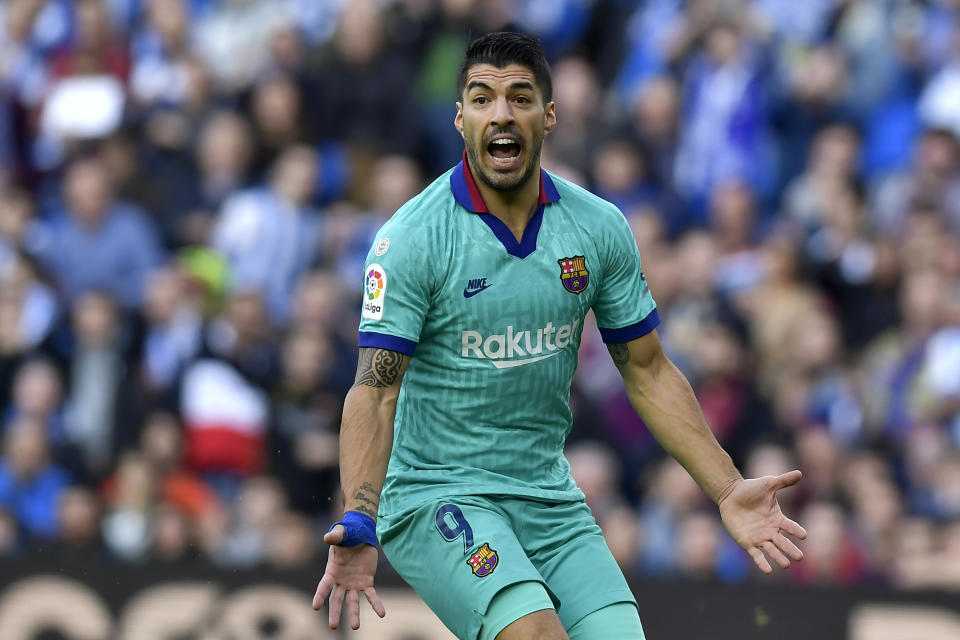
473, 164, 542, 230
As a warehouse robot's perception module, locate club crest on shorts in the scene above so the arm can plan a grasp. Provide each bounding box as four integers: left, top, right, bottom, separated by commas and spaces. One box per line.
558, 256, 589, 294
467, 543, 498, 578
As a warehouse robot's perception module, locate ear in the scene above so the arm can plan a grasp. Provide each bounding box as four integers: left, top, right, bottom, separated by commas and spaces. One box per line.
544, 101, 557, 136
454, 102, 464, 138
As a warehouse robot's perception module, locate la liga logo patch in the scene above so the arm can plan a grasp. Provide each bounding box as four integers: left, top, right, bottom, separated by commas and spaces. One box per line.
362, 263, 386, 320
467, 543, 498, 578
558, 256, 589, 294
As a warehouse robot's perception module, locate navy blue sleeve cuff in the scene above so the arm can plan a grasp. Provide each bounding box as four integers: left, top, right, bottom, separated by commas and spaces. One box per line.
358, 331, 418, 355
598, 308, 661, 344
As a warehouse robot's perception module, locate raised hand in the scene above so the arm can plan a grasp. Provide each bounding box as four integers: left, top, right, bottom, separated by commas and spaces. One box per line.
312, 524, 387, 630
717, 470, 808, 574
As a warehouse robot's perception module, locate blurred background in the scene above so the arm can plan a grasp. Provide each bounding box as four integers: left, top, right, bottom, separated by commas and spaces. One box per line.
1, 0, 960, 637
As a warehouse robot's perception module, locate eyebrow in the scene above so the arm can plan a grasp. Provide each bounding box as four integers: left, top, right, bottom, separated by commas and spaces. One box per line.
508, 81, 535, 92
466, 80, 537, 93
467, 81, 493, 93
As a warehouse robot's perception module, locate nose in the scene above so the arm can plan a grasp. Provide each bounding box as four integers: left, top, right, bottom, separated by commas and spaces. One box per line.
490, 96, 514, 128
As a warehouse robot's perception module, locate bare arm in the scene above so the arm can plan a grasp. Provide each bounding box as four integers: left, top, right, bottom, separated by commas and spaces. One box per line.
607, 329, 806, 573
606, 330, 741, 504
313, 346, 408, 630
339, 347, 409, 520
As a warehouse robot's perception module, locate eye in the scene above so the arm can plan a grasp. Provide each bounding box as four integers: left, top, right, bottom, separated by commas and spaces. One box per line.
515, 96, 530, 104
474, 96, 488, 105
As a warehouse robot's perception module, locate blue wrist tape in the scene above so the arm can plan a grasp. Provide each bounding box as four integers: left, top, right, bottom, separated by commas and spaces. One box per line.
329, 511, 378, 548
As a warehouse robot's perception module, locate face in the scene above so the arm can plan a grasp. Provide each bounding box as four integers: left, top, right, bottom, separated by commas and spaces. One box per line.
65, 160, 111, 225
455, 64, 556, 192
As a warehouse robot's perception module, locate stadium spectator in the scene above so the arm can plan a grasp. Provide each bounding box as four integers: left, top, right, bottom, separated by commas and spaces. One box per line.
0, 417, 71, 540
546, 56, 601, 179
860, 269, 949, 439
636, 458, 705, 576
770, 46, 854, 186
782, 123, 861, 233
4, 358, 66, 449
247, 73, 316, 180
263, 510, 317, 568
58, 291, 130, 477
0, 186, 36, 271
193, 0, 293, 91
129, 0, 195, 109
38, 0, 130, 154
312, 0, 421, 157
137, 266, 203, 394
269, 327, 341, 517
140, 412, 223, 523
628, 76, 681, 198
329, 153, 424, 289
288, 270, 356, 382
149, 109, 255, 248
212, 145, 322, 325
55, 486, 103, 554
871, 128, 960, 237
215, 475, 287, 568
673, 20, 769, 208
0, 191, 60, 352
100, 451, 156, 561
790, 500, 869, 586
151, 503, 196, 563
178, 291, 274, 488
32, 155, 164, 308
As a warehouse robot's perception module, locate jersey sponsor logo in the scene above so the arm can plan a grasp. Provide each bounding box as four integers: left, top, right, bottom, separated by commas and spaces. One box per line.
461, 319, 580, 368
375, 237, 390, 256
463, 277, 491, 298
467, 543, 498, 578
362, 263, 386, 320
558, 256, 589, 294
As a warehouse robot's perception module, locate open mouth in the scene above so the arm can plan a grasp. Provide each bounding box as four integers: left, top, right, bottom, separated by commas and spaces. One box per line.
487, 136, 521, 165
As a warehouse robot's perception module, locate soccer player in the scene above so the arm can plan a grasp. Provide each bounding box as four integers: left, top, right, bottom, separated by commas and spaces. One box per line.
312, 32, 806, 640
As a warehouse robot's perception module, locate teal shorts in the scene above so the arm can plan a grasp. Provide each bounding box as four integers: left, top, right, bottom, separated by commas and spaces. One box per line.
378, 495, 637, 640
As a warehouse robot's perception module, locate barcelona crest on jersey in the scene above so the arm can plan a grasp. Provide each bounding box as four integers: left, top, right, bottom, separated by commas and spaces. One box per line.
558, 256, 589, 294
467, 543, 498, 578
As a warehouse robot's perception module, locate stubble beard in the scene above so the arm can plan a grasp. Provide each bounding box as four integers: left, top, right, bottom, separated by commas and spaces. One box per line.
465, 137, 543, 194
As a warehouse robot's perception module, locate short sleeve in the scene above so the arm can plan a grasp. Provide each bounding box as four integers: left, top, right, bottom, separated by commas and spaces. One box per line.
591, 210, 660, 343
357, 229, 432, 356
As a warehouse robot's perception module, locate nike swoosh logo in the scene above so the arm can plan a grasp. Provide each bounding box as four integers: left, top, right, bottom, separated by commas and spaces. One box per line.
490, 352, 561, 369
463, 284, 492, 298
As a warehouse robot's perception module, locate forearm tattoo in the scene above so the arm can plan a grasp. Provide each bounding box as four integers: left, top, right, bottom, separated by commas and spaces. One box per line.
353, 348, 406, 388
607, 342, 629, 366
351, 482, 380, 518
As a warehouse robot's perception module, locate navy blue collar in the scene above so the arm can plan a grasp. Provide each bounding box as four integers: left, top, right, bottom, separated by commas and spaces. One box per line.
449, 151, 561, 259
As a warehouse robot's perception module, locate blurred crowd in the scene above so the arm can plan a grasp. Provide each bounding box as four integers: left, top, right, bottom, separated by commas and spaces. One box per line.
1, 0, 959, 591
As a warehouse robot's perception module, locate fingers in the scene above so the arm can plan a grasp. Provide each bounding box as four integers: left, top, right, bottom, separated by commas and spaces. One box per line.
761, 540, 791, 569
748, 547, 772, 574
348, 589, 361, 630
772, 470, 802, 491
328, 585, 345, 629
364, 587, 387, 618
774, 532, 804, 562
780, 517, 808, 540
324, 524, 346, 545
312, 575, 333, 610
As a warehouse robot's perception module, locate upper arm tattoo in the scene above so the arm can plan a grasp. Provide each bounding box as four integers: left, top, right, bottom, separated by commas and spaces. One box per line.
353, 347, 408, 388
607, 342, 629, 367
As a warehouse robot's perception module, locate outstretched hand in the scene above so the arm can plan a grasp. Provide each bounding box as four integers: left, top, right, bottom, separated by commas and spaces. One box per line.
312, 525, 387, 630
718, 470, 807, 574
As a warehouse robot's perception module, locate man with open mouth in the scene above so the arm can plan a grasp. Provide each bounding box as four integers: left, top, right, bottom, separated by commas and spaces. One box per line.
314, 31, 807, 640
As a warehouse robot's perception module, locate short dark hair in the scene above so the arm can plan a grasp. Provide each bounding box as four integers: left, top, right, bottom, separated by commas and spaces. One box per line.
457, 32, 552, 103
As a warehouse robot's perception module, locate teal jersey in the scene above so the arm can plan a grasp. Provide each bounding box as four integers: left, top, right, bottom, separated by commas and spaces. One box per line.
359, 155, 659, 515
